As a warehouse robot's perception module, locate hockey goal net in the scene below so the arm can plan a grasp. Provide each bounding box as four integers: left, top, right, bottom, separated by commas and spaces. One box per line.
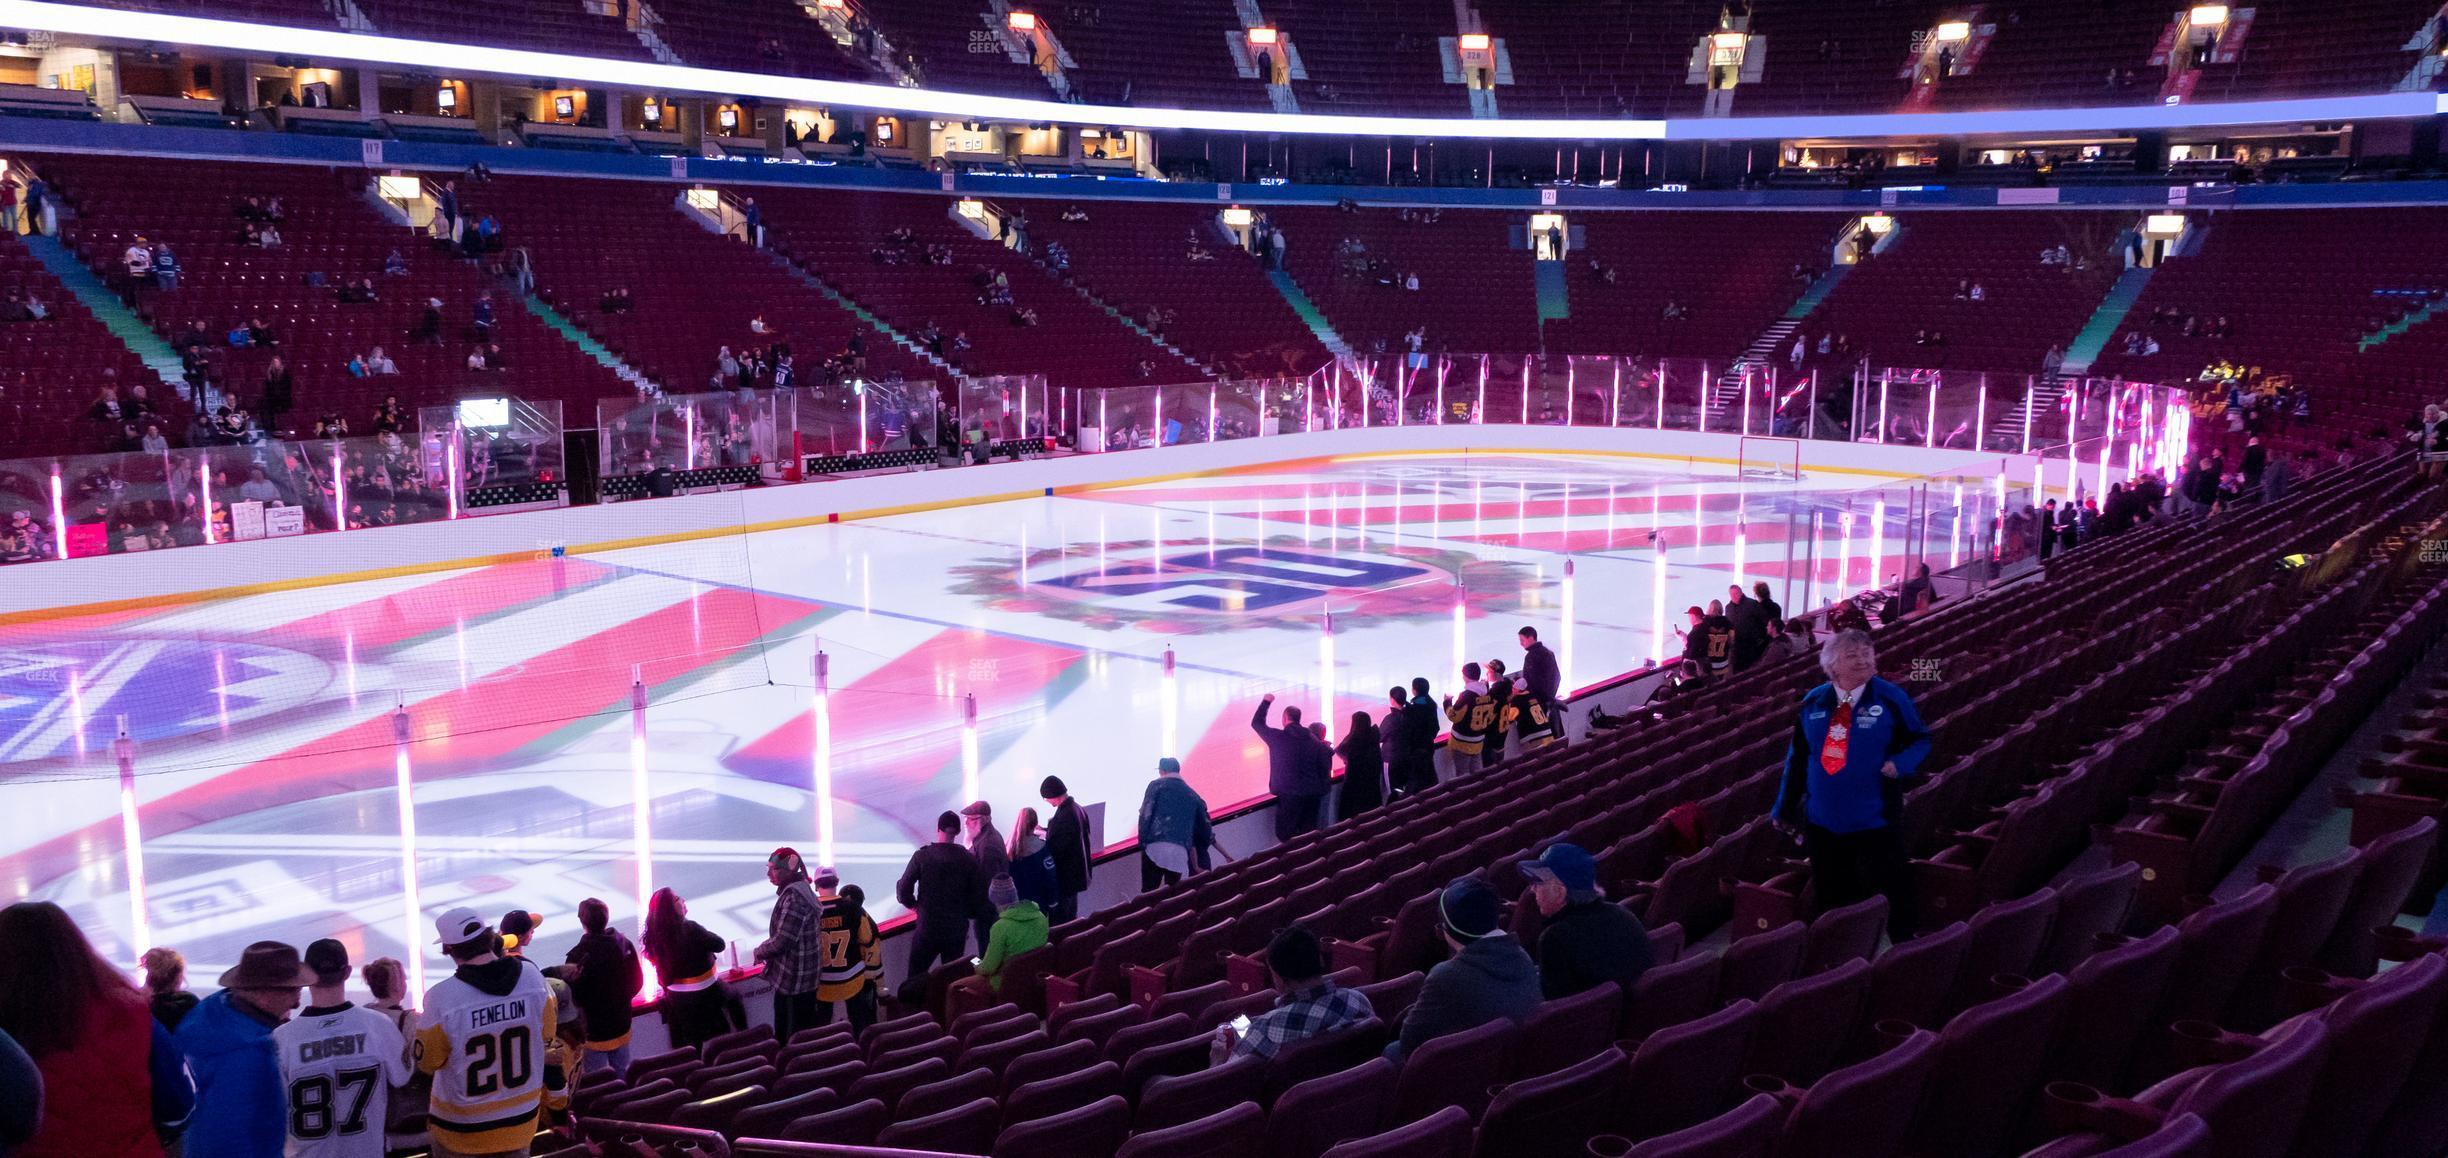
1737, 436, 1804, 482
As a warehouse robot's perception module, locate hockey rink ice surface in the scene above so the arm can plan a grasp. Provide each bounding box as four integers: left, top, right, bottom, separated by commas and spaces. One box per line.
0, 450, 1980, 980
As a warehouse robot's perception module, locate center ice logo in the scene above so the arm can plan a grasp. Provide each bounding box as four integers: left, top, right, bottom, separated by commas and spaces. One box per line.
950, 539, 1536, 634
1031, 545, 1433, 613
0, 640, 332, 764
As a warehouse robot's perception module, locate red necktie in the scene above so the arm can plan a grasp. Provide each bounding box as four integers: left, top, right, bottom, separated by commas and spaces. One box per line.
1821, 701, 1852, 775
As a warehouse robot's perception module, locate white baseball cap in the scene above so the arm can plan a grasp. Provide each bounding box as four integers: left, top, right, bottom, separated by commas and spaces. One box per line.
433, 905, 490, 947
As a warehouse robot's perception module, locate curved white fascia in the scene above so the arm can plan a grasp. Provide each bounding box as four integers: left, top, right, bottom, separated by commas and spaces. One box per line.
0, 0, 2427, 141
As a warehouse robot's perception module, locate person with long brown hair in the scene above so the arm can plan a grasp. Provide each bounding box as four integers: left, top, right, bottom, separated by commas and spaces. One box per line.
640, 887, 732, 1049
0, 901, 195, 1157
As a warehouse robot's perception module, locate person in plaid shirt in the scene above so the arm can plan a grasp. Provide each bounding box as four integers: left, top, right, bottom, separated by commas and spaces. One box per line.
754, 847, 827, 1041
1210, 927, 1375, 1064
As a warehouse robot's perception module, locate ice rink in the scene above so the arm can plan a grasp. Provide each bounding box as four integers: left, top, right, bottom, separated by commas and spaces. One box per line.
0, 448, 1986, 982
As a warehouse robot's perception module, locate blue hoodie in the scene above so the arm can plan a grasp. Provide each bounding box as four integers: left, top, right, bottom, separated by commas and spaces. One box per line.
1776, 677, 1931, 835
174, 990, 284, 1158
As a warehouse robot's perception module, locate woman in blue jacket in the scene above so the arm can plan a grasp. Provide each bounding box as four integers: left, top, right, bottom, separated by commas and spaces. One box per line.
1774, 630, 1931, 940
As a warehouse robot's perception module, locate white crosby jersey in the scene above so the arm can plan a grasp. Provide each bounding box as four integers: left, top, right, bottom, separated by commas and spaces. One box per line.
273, 1001, 410, 1158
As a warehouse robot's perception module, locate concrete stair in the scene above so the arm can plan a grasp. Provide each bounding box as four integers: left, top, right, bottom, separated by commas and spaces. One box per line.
2359, 299, 2445, 352
21, 232, 200, 405
1989, 373, 2073, 450
1704, 263, 1855, 424
763, 249, 969, 382
2060, 264, 2154, 374
1266, 268, 1353, 359
516, 290, 660, 394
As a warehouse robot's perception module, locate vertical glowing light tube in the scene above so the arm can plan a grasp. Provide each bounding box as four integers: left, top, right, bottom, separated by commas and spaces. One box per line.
628, 666, 653, 956
1518, 360, 1530, 425
1476, 357, 1488, 424
1208, 383, 1218, 441
1838, 510, 1856, 591
1098, 393, 1107, 445
1925, 380, 1939, 449
1733, 520, 1747, 588
960, 693, 980, 805
1559, 558, 1576, 693
1318, 607, 1335, 742
1610, 361, 1623, 426
392, 698, 425, 1002
2032, 455, 2045, 509
1650, 537, 1669, 665
199, 457, 217, 544
684, 403, 698, 470
114, 717, 149, 961
48, 465, 68, 560
2021, 377, 2035, 454
1868, 502, 1887, 591
2099, 390, 2119, 494
1974, 381, 1988, 453
1950, 483, 1965, 569
446, 428, 462, 520
1566, 361, 1577, 426
1433, 357, 1446, 425
1993, 471, 2008, 559
1877, 373, 1891, 443
331, 446, 347, 531
857, 390, 869, 454
1160, 646, 1178, 758
1697, 362, 1710, 434
812, 648, 834, 869
1805, 511, 1823, 610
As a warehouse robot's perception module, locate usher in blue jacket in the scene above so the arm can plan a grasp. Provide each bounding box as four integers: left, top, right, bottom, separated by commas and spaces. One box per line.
1776, 677, 1932, 835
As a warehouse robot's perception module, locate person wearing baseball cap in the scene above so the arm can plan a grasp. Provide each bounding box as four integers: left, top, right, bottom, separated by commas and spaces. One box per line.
414, 907, 566, 1156
895, 810, 984, 1006
1519, 843, 1652, 1000
274, 940, 409, 1158
1384, 877, 1540, 1063
176, 941, 317, 1156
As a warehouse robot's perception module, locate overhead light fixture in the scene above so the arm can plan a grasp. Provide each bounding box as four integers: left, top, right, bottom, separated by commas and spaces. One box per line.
7, 0, 2434, 142
435, 84, 455, 110
2144, 212, 2187, 235
1006, 11, 1036, 32
957, 197, 986, 218
1458, 32, 1491, 51
641, 96, 661, 123
815, 0, 845, 8
1712, 31, 1748, 50
1861, 212, 1894, 234
1221, 206, 1253, 226
1246, 26, 1278, 46
1934, 21, 1971, 42
2189, 4, 2229, 26
717, 105, 738, 131
685, 187, 719, 210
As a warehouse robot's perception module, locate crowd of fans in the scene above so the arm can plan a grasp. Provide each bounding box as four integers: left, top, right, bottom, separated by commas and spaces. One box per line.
0, 612, 1971, 1158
